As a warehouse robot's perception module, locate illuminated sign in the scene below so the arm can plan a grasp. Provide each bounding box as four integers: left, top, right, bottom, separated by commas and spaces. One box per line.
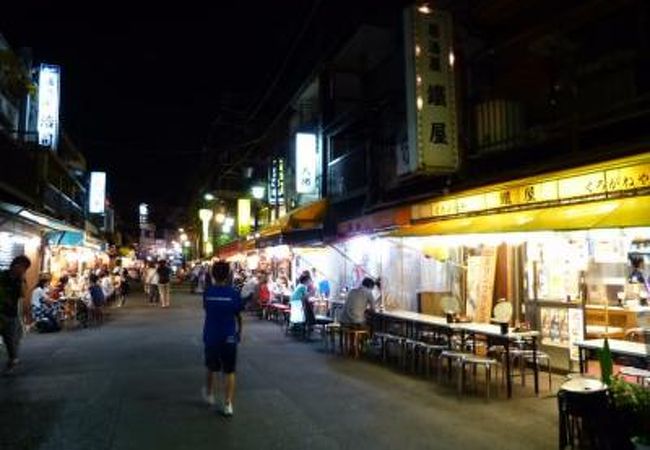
139, 203, 149, 225
295, 133, 317, 194
401, 7, 459, 175
237, 199, 251, 236
269, 157, 285, 205
88, 172, 106, 214
37, 64, 61, 150
413, 160, 650, 220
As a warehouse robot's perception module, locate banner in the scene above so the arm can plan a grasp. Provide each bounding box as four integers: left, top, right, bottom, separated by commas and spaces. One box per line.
466, 247, 497, 323
402, 7, 459, 175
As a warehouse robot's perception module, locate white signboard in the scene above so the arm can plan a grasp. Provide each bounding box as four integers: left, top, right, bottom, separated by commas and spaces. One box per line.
295, 132, 317, 194
568, 308, 585, 361
401, 7, 459, 175
37, 64, 61, 150
269, 157, 285, 205
139, 203, 149, 225
89, 172, 106, 213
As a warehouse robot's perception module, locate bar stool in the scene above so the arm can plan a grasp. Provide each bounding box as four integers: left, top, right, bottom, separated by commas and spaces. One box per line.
462, 355, 499, 400
417, 342, 449, 378
372, 332, 405, 364
619, 366, 650, 386
438, 350, 471, 396
505, 348, 553, 392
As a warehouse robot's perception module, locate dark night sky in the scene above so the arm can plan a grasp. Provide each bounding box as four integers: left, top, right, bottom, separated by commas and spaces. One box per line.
0, 1, 322, 228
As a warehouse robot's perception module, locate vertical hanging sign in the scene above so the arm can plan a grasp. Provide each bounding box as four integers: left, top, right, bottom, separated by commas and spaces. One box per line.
401, 6, 459, 175
268, 157, 285, 206
37, 64, 61, 150
295, 132, 317, 194
237, 198, 251, 237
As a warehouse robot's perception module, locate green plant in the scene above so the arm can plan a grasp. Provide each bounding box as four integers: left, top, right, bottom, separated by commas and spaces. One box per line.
610, 376, 650, 445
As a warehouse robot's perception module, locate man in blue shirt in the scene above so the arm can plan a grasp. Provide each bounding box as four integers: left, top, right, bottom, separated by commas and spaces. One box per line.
202, 261, 242, 417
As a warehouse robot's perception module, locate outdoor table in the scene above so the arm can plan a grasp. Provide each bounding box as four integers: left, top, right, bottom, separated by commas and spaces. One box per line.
373, 310, 540, 398
576, 339, 649, 374
458, 322, 540, 398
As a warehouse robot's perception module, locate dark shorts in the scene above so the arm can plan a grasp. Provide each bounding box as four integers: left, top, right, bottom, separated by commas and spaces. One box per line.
204, 339, 237, 373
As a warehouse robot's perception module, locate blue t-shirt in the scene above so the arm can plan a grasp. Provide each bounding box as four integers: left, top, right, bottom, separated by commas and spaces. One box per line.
291, 284, 308, 302
203, 285, 242, 346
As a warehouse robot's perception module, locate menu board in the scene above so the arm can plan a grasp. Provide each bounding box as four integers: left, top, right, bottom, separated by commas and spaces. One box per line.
466, 247, 497, 323
568, 308, 585, 361
540, 307, 570, 348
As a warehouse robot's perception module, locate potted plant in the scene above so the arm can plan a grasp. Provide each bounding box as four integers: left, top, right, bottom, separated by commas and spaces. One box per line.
610, 376, 650, 450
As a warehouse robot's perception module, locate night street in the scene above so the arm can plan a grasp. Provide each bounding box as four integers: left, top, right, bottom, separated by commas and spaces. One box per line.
1, 286, 557, 450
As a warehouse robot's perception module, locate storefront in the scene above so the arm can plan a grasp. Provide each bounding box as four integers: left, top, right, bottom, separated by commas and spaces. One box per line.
387, 152, 650, 370
43, 231, 108, 281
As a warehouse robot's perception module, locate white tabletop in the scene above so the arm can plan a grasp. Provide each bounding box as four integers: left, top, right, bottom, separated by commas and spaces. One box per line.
576, 339, 649, 358
377, 310, 539, 339
377, 310, 452, 327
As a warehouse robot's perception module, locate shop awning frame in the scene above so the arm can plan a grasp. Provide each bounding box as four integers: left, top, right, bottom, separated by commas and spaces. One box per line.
393, 195, 650, 237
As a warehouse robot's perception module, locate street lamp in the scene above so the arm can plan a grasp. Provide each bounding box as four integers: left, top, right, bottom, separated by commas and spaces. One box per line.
251, 185, 265, 200
204, 193, 215, 201
198, 208, 214, 256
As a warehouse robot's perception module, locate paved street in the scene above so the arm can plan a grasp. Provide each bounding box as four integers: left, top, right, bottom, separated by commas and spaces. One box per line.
1, 286, 558, 450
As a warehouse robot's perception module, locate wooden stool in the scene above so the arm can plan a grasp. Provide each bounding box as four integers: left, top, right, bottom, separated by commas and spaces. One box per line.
323, 323, 342, 353
341, 326, 369, 358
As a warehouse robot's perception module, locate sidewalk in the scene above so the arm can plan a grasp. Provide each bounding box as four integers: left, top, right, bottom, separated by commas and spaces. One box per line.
0, 285, 558, 450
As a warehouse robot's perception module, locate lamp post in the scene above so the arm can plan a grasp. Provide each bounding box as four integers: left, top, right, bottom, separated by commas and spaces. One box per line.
198, 208, 213, 258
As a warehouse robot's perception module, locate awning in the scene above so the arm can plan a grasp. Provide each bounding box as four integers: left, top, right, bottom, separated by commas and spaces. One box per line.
43, 231, 105, 250
337, 206, 411, 238
392, 195, 650, 237
257, 199, 327, 247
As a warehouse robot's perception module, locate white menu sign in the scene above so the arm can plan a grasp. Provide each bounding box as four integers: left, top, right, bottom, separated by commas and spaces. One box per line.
37, 64, 61, 150
401, 7, 459, 175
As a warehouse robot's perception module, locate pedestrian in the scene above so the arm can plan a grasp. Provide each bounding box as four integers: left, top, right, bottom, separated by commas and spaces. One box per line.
0, 255, 31, 374
118, 268, 130, 307
202, 261, 242, 417
157, 260, 172, 308
88, 274, 106, 325
145, 262, 159, 304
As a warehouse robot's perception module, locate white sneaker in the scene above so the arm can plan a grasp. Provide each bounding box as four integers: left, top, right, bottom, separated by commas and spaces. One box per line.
223, 402, 233, 417
201, 387, 215, 406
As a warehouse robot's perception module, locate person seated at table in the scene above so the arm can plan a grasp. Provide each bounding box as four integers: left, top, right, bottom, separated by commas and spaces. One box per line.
88, 274, 106, 324
339, 277, 377, 327
273, 275, 292, 304
258, 273, 271, 309
31, 277, 61, 332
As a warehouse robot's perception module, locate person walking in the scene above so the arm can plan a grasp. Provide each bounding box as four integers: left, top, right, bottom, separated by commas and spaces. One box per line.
201, 261, 243, 417
157, 260, 172, 308
0, 255, 31, 374
146, 262, 159, 305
